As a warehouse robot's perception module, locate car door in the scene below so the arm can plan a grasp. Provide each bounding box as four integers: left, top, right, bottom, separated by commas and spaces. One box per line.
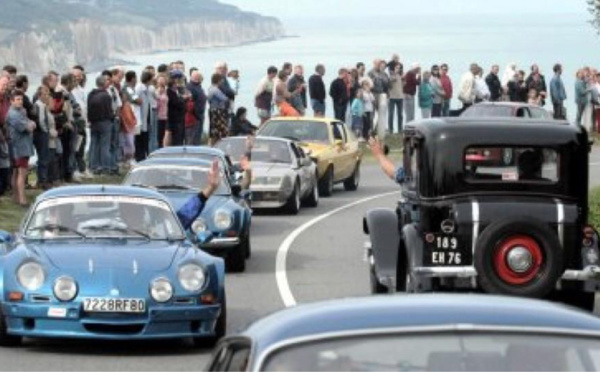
291, 143, 312, 196
339, 121, 360, 175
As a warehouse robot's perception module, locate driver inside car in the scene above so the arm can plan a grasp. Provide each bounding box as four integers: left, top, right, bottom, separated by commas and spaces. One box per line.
518, 149, 544, 180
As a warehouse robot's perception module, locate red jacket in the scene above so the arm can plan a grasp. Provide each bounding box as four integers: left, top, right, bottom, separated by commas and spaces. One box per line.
440, 75, 453, 99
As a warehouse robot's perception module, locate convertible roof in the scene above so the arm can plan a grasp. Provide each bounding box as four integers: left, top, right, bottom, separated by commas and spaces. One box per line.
243, 295, 600, 349
38, 185, 168, 201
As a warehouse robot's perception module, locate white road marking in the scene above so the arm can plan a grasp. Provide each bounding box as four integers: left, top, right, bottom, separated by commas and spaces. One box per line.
276, 190, 401, 307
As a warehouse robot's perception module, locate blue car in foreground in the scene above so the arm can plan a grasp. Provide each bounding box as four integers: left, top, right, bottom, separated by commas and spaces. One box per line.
123, 158, 252, 273
206, 295, 600, 371
0, 186, 225, 347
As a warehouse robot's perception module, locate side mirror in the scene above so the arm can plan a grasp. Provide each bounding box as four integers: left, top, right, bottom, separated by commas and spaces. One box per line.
231, 184, 242, 197
196, 231, 214, 246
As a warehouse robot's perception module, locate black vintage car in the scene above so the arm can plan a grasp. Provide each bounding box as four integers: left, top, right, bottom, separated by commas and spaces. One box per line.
365, 118, 600, 311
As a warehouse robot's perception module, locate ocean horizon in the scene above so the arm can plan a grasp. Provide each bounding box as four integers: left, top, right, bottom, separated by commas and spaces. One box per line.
117, 12, 600, 124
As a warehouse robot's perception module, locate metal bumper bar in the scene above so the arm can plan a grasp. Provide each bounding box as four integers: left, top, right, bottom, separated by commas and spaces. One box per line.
201, 237, 240, 249
562, 266, 600, 281
412, 265, 600, 281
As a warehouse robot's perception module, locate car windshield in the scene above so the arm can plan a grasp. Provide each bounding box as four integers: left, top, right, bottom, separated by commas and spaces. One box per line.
150, 153, 229, 171
216, 138, 292, 164
258, 121, 330, 144
262, 332, 600, 371
125, 165, 230, 195
465, 147, 558, 183
24, 196, 185, 240
462, 106, 517, 118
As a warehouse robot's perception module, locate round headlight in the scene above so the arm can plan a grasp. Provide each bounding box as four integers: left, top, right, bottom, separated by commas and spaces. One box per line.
214, 210, 233, 230
150, 278, 173, 303
53, 276, 78, 302
178, 264, 206, 292
17, 262, 45, 291
191, 218, 207, 234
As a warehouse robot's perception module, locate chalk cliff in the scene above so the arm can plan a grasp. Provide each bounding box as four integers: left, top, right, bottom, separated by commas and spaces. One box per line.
0, 0, 284, 73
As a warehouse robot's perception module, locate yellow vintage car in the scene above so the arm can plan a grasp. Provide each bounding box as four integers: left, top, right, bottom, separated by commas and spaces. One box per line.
257, 117, 362, 196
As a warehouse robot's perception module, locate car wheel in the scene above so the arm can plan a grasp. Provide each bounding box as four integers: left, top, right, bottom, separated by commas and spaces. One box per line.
303, 176, 319, 208
192, 294, 227, 348
285, 183, 301, 215
245, 230, 252, 260
318, 166, 334, 197
0, 307, 21, 347
475, 218, 563, 298
549, 290, 596, 312
396, 240, 410, 293
226, 237, 247, 273
343, 163, 360, 191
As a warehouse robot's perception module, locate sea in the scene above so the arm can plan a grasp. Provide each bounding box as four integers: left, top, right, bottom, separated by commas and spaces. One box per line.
116, 13, 600, 125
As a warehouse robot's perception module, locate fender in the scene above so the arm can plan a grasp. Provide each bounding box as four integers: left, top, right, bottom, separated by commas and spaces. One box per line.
365, 208, 400, 291
403, 223, 433, 292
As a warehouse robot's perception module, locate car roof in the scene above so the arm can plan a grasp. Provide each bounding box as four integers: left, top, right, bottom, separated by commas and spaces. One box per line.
37, 185, 169, 201
242, 295, 600, 349
266, 117, 333, 124
407, 118, 579, 144
150, 146, 226, 157
133, 157, 213, 168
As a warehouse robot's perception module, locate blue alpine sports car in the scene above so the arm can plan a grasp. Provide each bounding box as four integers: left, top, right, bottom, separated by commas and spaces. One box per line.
149, 146, 237, 183
0, 186, 225, 347
123, 158, 252, 273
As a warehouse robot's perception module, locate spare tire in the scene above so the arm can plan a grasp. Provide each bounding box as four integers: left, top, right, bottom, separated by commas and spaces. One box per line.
474, 218, 563, 298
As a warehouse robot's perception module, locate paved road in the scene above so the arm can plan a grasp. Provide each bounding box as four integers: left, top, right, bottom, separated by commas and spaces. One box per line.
3, 148, 600, 371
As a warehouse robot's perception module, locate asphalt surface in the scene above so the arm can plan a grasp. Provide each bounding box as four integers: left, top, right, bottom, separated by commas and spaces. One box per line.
3, 148, 600, 371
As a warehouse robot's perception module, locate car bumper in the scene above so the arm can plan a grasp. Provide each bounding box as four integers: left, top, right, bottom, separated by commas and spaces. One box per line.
201, 237, 240, 249
250, 187, 291, 209
2, 302, 221, 340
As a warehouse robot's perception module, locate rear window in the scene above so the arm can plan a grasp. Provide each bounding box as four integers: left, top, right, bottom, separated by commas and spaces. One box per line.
465, 147, 558, 183
462, 106, 516, 118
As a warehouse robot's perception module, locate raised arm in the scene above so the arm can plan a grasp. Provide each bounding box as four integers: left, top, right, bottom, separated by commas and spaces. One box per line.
177, 159, 221, 230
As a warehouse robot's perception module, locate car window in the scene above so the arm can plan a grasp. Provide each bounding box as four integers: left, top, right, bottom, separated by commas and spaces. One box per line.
24, 196, 185, 240
530, 108, 551, 119
124, 165, 231, 195
403, 138, 419, 191
465, 147, 558, 183
332, 122, 346, 143
258, 120, 330, 144
150, 152, 229, 172
261, 333, 600, 371
217, 138, 292, 164
461, 105, 514, 117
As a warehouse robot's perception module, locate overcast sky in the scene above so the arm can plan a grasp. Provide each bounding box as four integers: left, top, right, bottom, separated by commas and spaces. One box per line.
221, 0, 587, 19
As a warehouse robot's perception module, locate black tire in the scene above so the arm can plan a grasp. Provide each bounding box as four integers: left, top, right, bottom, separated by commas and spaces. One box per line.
343, 163, 360, 191
0, 307, 21, 347
284, 182, 301, 215
474, 218, 563, 298
193, 294, 226, 348
245, 230, 252, 260
303, 176, 319, 208
549, 291, 596, 313
225, 237, 246, 273
318, 166, 334, 197
370, 265, 388, 294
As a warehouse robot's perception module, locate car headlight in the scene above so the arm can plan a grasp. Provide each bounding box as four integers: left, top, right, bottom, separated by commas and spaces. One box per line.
17, 262, 45, 291
178, 264, 206, 292
191, 218, 207, 234
214, 209, 233, 230
53, 276, 78, 302
150, 278, 173, 303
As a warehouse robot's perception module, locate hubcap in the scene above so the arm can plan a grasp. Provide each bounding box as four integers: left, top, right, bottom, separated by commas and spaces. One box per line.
494, 235, 543, 285
506, 247, 533, 273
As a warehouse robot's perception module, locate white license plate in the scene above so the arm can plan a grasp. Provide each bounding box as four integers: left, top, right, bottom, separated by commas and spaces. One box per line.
83, 298, 146, 313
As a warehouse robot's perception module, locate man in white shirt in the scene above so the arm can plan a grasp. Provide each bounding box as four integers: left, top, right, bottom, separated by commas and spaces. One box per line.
459, 63, 479, 112
71, 65, 93, 180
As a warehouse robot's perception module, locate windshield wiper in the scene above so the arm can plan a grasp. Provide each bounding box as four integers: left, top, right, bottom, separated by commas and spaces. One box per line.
155, 184, 196, 191
83, 225, 152, 241
27, 224, 88, 239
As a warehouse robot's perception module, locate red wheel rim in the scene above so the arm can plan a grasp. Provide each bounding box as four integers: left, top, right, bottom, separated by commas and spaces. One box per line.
493, 235, 543, 285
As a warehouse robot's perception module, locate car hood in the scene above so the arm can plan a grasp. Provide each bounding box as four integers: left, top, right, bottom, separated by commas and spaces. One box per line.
300, 143, 330, 158
252, 163, 293, 177
28, 240, 183, 272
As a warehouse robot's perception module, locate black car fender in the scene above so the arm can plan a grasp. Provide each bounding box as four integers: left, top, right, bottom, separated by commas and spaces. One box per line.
364, 209, 400, 290
402, 224, 433, 292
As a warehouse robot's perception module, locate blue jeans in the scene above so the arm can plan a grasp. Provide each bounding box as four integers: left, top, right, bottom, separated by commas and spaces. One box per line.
110, 119, 120, 170
192, 115, 205, 145
388, 98, 403, 133
442, 99, 451, 117
91, 120, 113, 172
311, 99, 326, 115
149, 109, 159, 153
33, 131, 49, 183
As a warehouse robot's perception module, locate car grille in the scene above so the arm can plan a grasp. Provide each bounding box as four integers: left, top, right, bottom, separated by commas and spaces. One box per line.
83, 323, 145, 335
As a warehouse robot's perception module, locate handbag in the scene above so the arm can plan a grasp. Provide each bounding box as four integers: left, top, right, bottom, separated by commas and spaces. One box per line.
120, 101, 137, 134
